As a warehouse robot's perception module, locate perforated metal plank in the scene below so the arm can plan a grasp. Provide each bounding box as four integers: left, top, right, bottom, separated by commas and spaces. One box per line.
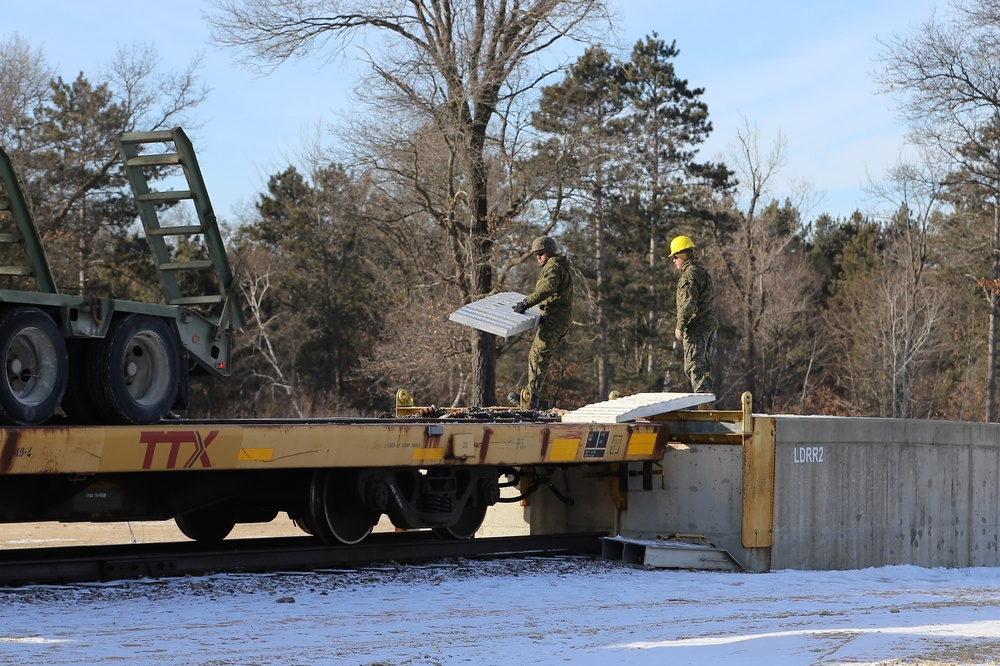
602, 536, 742, 571
448, 291, 541, 337
561, 392, 714, 423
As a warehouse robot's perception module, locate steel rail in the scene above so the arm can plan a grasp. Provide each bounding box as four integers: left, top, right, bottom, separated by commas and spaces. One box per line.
0, 532, 607, 587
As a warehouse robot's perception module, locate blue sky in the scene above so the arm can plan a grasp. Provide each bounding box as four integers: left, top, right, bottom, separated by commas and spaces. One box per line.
6, 0, 938, 224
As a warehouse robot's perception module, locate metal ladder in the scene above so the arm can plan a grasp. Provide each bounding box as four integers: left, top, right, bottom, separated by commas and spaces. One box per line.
0, 146, 59, 294
116, 128, 245, 333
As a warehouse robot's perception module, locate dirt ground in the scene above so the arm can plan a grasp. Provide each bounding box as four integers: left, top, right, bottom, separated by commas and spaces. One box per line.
0, 500, 529, 549
0, 514, 309, 549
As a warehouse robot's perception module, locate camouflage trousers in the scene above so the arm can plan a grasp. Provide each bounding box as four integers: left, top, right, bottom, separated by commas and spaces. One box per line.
682, 328, 717, 394
528, 317, 571, 400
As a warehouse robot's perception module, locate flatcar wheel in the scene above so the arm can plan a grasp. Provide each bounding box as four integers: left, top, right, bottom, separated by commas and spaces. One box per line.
0, 307, 68, 425
292, 516, 317, 536
308, 470, 379, 545
88, 314, 180, 425
175, 506, 237, 543
433, 503, 488, 540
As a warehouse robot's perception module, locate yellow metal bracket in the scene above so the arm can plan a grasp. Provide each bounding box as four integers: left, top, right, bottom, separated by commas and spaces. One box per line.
741, 390, 775, 549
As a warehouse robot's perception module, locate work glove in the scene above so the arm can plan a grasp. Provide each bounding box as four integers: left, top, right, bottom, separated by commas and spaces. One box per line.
675, 328, 682, 341
513, 300, 529, 314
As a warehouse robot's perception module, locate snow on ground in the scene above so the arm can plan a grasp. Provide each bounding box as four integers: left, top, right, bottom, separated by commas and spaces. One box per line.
0, 558, 999, 665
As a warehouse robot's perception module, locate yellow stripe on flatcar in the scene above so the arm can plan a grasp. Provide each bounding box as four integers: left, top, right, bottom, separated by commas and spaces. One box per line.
238, 448, 274, 462
627, 432, 657, 456
549, 438, 581, 462
412, 448, 444, 462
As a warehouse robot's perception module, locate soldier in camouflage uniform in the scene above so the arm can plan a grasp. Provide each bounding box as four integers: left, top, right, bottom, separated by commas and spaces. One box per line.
513, 236, 573, 408
670, 235, 717, 395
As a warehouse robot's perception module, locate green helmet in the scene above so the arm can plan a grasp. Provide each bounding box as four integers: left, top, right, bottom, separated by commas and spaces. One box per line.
530, 236, 557, 255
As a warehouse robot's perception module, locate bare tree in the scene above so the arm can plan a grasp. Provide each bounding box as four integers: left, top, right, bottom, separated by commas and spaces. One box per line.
711, 124, 803, 405
827, 251, 944, 418
0, 33, 52, 150
814, 154, 949, 418
827, 266, 942, 417
224, 128, 394, 417
236, 252, 307, 418
103, 43, 208, 135
206, 0, 611, 406
875, 0, 1000, 420
0, 38, 208, 296
877, 159, 949, 417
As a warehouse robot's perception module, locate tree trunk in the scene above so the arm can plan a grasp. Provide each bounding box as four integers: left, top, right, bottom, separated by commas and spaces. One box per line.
595, 182, 609, 399
989, 294, 997, 422
77, 196, 88, 293
471, 329, 496, 408
742, 234, 758, 399
988, 200, 1000, 421
469, 139, 495, 407
647, 211, 658, 377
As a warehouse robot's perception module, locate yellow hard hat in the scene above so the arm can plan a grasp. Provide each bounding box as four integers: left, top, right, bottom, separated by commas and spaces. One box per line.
669, 235, 695, 257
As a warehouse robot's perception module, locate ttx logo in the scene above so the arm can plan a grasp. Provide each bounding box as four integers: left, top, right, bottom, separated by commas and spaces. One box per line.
140, 431, 218, 469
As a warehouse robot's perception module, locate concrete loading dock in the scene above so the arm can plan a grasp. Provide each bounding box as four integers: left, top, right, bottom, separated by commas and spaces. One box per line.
525, 393, 1000, 572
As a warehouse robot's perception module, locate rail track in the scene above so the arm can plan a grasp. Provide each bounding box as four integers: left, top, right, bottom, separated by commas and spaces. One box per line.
0, 532, 608, 586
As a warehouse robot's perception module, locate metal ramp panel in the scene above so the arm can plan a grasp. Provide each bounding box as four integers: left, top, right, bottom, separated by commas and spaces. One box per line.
116, 128, 245, 333
449, 291, 540, 337
0, 146, 58, 293
602, 536, 742, 571
561, 392, 714, 423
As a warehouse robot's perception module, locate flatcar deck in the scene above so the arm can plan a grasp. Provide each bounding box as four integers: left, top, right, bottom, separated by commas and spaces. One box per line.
0, 415, 665, 475
0, 393, 739, 548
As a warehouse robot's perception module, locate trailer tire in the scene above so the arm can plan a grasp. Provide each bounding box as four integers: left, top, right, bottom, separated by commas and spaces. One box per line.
88, 314, 180, 425
0, 307, 68, 425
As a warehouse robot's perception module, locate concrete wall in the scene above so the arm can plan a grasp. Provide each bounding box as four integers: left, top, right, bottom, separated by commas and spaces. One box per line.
525, 466, 619, 536
523, 446, 765, 570
772, 416, 1000, 570
621, 444, 757, 566
526, 414, 1000, 571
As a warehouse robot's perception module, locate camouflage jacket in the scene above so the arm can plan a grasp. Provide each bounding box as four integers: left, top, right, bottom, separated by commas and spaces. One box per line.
676, 258, 718, 334
526, 254, 573, 321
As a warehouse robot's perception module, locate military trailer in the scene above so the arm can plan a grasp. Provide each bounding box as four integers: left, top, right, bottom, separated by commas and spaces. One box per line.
0, 128, 243, 426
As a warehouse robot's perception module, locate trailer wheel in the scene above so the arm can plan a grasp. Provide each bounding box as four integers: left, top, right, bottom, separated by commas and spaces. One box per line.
0, 307, 68, 425
433, 502, 488, 540
175, 506, 237, 543
308, 469, 380, 545
89, 315, 180, 424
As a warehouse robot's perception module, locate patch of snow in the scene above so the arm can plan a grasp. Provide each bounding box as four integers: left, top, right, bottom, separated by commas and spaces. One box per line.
0, 558, 997, 664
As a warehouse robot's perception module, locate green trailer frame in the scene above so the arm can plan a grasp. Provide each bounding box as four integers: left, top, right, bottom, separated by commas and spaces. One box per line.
0, 128, 244, 425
